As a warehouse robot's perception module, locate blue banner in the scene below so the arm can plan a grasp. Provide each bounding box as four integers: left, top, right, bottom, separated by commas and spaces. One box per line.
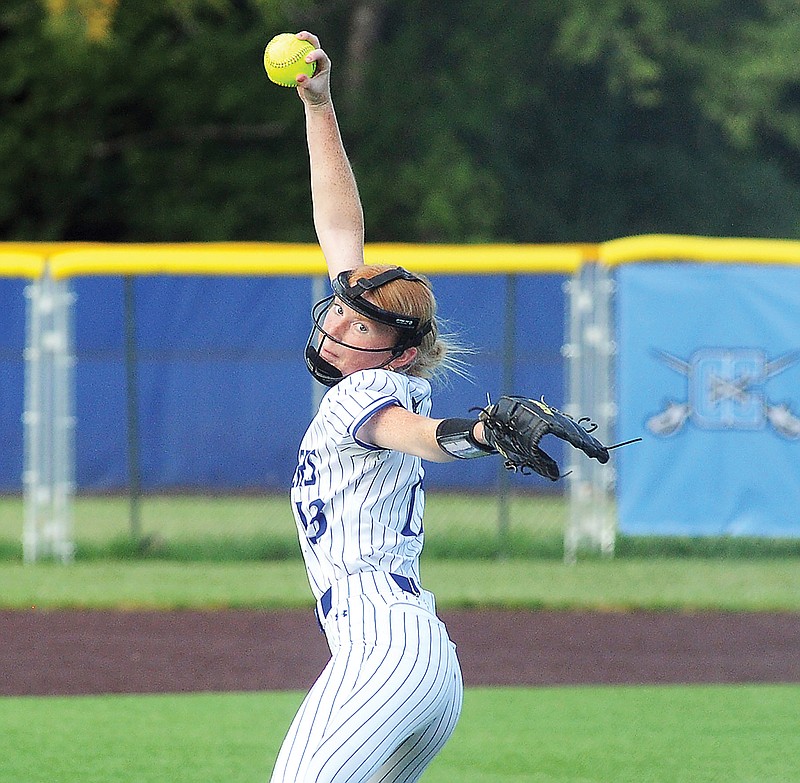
616, 263, 800, 537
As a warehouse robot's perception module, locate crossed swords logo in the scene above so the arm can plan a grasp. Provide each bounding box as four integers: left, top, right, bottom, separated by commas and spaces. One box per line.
647, 349, 800, 439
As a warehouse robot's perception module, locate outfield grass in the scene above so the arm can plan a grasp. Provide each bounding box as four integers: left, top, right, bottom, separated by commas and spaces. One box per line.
1, 685, 797, 783
2, 557, 799, 611
3, 492, 800, 563
0, 491, 569, 560
2, 493, 799, 611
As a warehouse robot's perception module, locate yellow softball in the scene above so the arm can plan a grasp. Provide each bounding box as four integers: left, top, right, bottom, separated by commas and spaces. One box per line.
263, 33, 316, 87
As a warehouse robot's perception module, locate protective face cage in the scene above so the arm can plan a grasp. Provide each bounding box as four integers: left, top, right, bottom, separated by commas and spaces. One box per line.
305, 267, 433, 387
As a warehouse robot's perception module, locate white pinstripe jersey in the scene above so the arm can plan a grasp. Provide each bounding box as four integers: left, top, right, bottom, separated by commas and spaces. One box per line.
290, 368, 433, 601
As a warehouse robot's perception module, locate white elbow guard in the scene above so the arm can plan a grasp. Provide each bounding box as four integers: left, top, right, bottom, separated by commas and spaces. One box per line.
436, 418, 496, 459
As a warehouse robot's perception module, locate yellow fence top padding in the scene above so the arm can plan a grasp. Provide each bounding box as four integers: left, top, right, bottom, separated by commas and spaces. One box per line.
600, 234, 800, 266
364, 243, 585, 274
43, 242, 586, 279
47, 243, 328, 279
0, 251, 46, 278
4, 236, 799, 279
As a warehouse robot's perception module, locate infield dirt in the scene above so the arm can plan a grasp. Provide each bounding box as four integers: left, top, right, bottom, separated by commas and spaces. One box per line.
3, 609, 800, 696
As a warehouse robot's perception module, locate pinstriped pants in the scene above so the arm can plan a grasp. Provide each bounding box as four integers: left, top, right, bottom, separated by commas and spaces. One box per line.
269, 587, 463, 783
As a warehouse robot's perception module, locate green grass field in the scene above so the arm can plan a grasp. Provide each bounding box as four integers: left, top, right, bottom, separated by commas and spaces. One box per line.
0, 492, 570, 560
2, 685, 797, 783
3, 557, 800, 611
1, 493, 799, 611
4, 491, 799, 563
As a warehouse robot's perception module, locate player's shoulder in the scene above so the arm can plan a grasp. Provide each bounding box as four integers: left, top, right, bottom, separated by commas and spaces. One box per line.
332, 369, 431, 403
348, 368, 430, 394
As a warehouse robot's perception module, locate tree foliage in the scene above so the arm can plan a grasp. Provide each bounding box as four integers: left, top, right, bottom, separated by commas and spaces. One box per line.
2, 0, 800, 242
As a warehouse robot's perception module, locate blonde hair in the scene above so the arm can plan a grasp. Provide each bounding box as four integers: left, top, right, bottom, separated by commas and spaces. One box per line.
347, 264, 471, 383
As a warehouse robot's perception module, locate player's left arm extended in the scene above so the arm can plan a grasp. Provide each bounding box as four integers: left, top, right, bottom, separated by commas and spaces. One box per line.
357, 405, 491, 463
359, 395, 641, 479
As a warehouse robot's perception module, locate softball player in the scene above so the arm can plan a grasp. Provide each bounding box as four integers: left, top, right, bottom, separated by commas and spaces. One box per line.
269, 33, 496, 783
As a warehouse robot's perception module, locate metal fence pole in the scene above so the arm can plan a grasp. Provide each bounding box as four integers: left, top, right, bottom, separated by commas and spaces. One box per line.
496, 274, 517, 557
563, 262, 616, 563
123, 276, 142, 542
22, 268, 75, 564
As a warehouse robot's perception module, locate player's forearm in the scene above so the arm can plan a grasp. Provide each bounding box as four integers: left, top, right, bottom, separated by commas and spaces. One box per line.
305, 101, 365, 278
359, 406, 490, 463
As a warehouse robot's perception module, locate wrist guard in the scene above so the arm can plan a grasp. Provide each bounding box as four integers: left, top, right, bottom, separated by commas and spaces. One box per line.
436, 418, 496, 459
